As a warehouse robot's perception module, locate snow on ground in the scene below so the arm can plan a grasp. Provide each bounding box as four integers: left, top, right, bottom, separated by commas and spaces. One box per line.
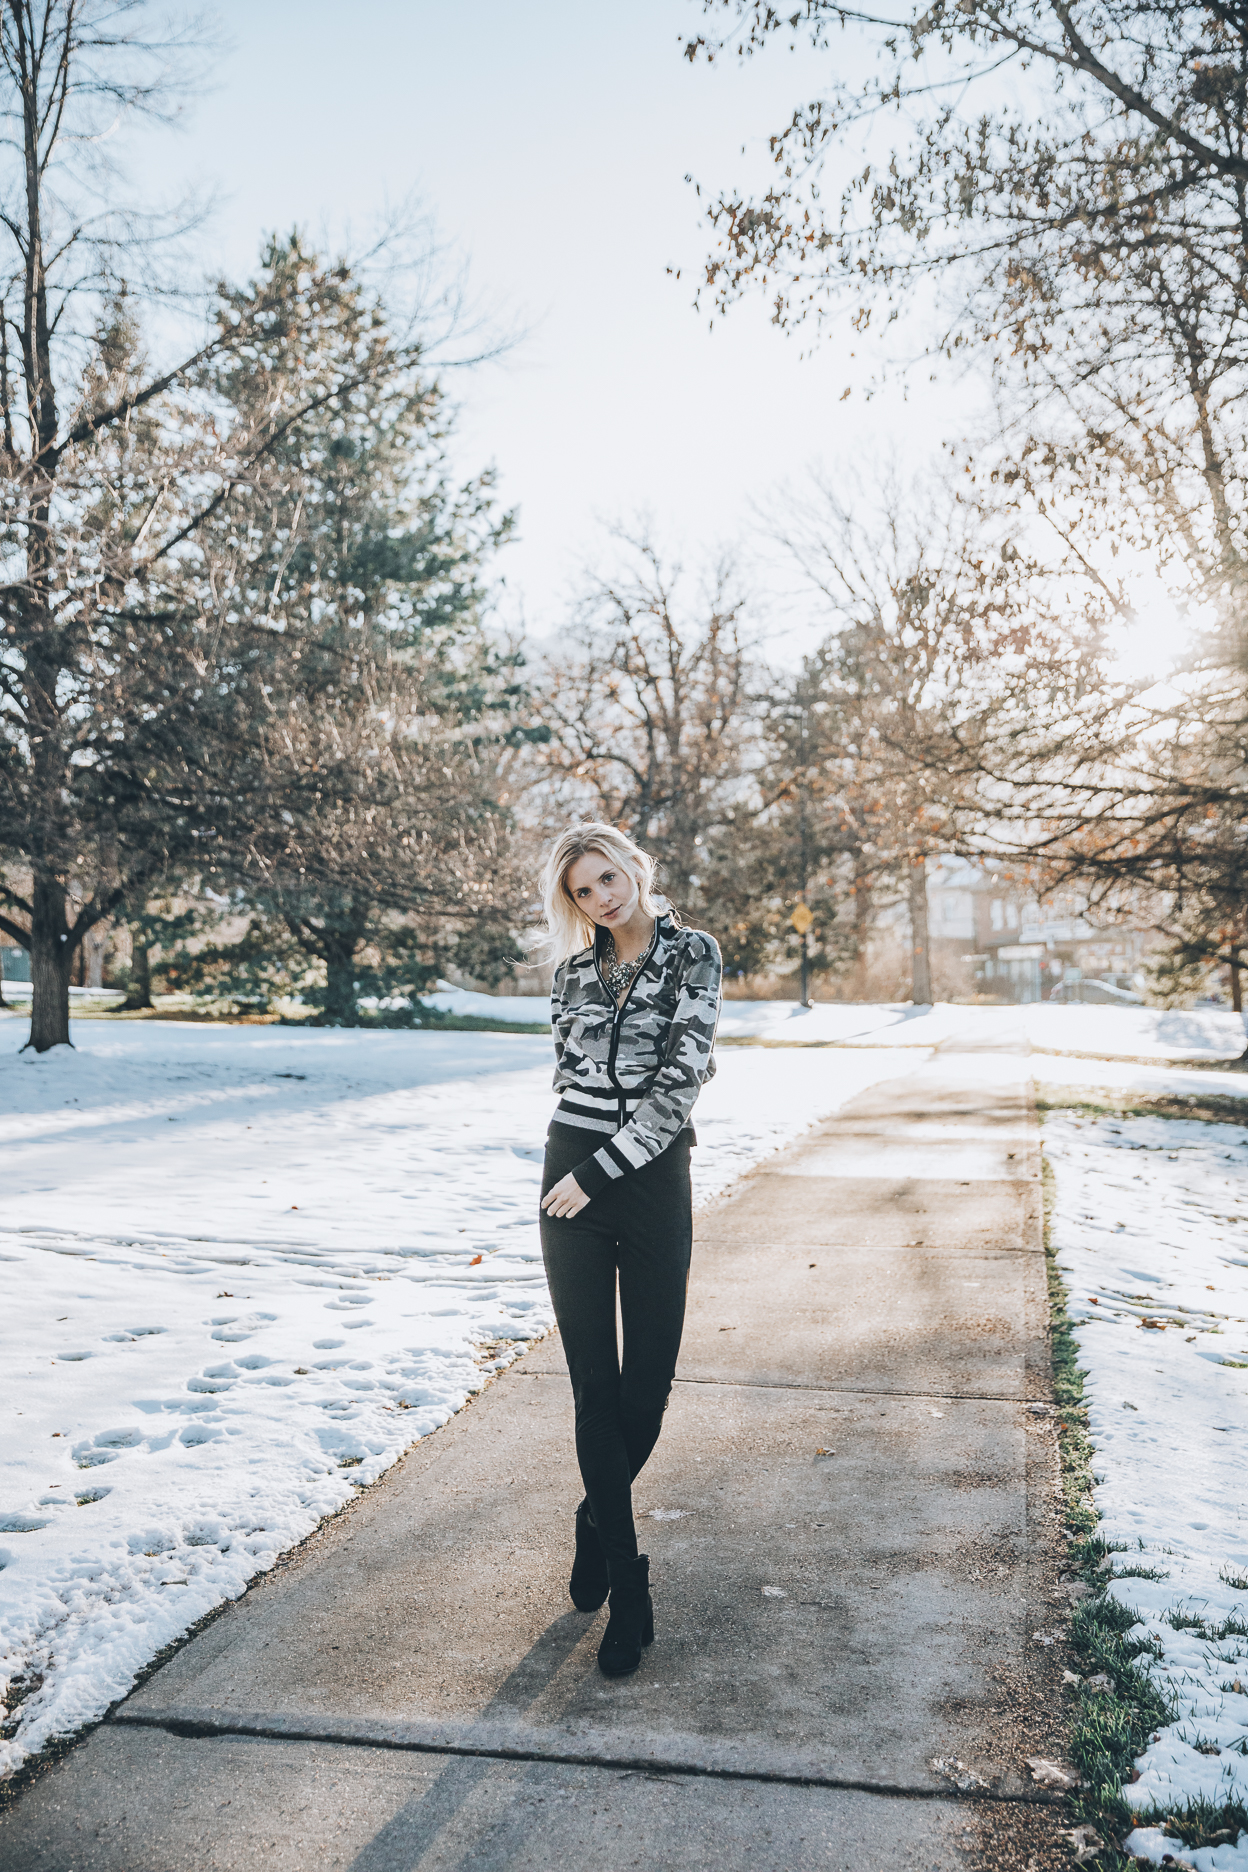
1023, 1004, 1246, 1062
422, 986, 934, 1044
1043, 1109, 1248, 1868
424, 990, 1248, 1062
1031, 1053, 1248, 1104
724, 999, 1248, 1061
717, 1000, 919, 1043
0, 984, 122, 1000
0, 1016, 923, 1774
5, 993, 1245, 1804
16, 975, 1241, 1061
718, 998, 1247, 1059
417, 984, 548, 1024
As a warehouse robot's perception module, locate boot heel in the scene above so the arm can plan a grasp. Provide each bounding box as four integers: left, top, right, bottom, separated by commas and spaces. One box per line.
598, 1554, 653, 1678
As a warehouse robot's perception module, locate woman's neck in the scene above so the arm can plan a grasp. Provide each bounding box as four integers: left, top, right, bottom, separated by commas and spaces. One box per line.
605, 907, 655, 966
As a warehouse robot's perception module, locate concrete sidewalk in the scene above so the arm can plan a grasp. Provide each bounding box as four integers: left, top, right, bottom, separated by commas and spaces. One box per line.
0, 1037, 1075, 1871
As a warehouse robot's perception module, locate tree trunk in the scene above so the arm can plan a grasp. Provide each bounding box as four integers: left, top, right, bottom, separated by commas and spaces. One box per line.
117, 932, 153, 1011
1230, 958, 1243, 1014
27, 876, 75, 1051
908, 857, 932, 1006
321, 941, 359, 1025
83, 928, 106, 989
852, 864, 873, 1000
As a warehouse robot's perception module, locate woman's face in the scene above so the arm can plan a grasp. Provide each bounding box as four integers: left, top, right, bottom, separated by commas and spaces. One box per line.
564, 851, 640, 930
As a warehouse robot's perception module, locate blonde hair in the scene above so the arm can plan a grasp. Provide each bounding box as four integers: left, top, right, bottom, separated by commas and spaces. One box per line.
539, 822, 664, 964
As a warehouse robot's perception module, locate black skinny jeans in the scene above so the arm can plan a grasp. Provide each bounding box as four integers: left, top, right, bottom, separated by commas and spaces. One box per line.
539, 1122, 693, 1576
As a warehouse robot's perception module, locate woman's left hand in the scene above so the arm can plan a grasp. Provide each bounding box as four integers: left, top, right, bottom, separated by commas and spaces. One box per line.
541, 1172, 589, 1219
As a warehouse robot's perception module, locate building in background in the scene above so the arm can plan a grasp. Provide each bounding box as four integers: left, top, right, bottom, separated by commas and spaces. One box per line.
926, 857, 1153, 1004
0, 943, 30, 982
1, 924, 115, 990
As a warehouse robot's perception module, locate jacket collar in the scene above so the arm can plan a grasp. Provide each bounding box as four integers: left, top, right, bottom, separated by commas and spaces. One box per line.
586, 911, 672, 969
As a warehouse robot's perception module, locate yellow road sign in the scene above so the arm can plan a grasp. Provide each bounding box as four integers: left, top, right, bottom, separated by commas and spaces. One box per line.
790, 903, 813, 935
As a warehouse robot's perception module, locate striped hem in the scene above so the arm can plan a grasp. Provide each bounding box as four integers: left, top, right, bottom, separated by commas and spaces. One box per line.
554, 1081, 644, 1105
553, 1085, 642, 1135
553, 1086, 638, 1136
550, 1108, 617, 1136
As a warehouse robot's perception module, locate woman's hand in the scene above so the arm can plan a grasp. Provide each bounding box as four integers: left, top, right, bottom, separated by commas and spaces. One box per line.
541, 1171, 589, 1220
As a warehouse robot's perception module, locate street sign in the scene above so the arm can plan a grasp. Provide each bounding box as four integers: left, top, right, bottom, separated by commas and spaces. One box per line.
790, 903, 813, 935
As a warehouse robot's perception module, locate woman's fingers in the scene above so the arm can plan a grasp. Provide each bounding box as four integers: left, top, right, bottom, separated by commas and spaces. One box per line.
541, 1172, 587, 1219
543, 1194, 584, 1217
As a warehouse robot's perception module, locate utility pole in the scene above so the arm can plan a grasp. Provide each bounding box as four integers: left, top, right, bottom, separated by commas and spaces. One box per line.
792, 899, 813, 1005
908, 855, 932, 1006
795, 684, 812, 1008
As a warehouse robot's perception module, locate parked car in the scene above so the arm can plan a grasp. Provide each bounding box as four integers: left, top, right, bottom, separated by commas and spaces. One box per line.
1048, 978, 1143, 1006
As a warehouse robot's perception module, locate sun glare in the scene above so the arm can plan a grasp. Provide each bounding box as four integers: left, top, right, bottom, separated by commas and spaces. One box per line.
1107, 578, 1191, 683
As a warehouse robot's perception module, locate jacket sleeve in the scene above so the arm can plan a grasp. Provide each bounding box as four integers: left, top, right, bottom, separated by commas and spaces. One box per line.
571, 932, 722, 1200
549, 962, 568, 1087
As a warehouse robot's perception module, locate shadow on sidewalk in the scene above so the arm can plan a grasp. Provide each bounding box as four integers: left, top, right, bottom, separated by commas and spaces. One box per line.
347, 1607, 595, 1871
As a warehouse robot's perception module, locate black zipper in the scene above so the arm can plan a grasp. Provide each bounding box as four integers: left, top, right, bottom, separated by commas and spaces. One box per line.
599, 918, 662, 1130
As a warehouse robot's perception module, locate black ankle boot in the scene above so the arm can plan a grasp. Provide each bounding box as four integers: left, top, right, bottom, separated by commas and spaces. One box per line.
569, 1499, 609, 1612
597, 1553, 654, 1678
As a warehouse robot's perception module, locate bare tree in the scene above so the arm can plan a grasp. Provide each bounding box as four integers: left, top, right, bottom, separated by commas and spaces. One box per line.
0, 3, 228, 1047
684, 4, 1248, 995
686, 4, 1248, 372
532, 538, 759, 925
769, 476, 1077, 1002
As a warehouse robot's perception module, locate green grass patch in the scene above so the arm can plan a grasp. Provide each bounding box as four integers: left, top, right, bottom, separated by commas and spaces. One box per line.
1036, 1086, 1248, 1129
5, 991, 550, 1035
1164, 1608, 1248, 1642
1134, 1797, 1248, 1853
1043, 1155, 1098, 1539
1058, 1554, 1172, 1850
306, 1006, 550, 1036
1042, 1097, 1248, 1861
1043, 1129, 1170, 1858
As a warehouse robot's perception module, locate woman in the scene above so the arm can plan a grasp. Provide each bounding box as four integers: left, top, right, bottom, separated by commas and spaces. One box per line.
538, 822, 722, 1678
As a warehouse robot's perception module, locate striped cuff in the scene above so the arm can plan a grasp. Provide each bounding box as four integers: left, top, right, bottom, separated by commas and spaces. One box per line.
571, 1138, 632, 1201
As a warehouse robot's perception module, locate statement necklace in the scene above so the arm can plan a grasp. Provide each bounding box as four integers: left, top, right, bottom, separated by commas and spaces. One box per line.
601, 932, 642, 999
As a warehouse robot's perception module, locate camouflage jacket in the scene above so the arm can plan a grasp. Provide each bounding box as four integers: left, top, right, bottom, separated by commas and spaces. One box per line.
550, 915, 722, 1201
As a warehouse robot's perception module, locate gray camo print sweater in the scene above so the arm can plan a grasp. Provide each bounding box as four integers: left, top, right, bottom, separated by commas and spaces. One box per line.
550, 914, 723, 1201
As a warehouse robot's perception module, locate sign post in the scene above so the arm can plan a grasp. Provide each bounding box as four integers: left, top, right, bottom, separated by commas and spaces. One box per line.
791, 902, 813, 1008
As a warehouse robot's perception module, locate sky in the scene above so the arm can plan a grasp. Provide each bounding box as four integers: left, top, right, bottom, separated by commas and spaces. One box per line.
131, 0, 985, 663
